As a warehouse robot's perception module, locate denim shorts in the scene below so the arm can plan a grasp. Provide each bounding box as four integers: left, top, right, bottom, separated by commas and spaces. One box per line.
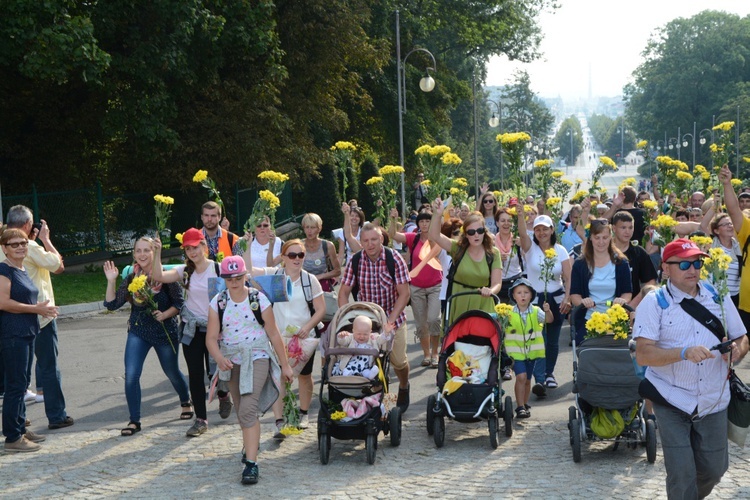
512, 359, 536, 378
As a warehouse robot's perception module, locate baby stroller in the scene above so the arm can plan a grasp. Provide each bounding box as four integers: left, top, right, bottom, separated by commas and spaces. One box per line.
317, 302, 402, 465
568, 305, 656, 463
427, 291, 513, 449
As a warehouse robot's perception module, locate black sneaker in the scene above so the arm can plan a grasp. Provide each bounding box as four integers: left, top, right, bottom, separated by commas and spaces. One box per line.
532, 383, 547, 399
241, 460, 259, 485
397, 383, 410, 413
515, 406, 530, 419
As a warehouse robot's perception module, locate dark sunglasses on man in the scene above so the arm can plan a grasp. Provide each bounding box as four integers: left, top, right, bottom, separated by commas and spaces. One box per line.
665, 260, 704, 271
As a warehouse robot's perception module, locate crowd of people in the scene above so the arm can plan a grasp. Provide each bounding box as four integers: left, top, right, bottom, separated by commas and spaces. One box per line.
1, 163, 749, 494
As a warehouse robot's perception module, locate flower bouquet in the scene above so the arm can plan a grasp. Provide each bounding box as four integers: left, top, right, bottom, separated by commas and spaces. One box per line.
331, 141, 358, 202
415, 144, 461, 200
375, 165, 404, 223
494, 303, 514, 332
193, 170, 224, 214
280, 380, 303, 435
153, 194, 174, 246
701, 247, 733, 331
693, 164, 712, 194
540, 248, 558, 298
589, 156, 617, 196
450, 177, 469, 209
651, 214, 678, 247
636, 140, 650, 166
584, 303, 630, 340
497, 132, 531, 198
239, 170, 289, 251
128, 275, 176, 353
365, 175, 387, 223
546, 197, 563, 232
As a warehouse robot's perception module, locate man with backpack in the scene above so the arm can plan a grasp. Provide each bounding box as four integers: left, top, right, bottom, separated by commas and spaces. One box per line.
633, 238, 748, 499
338, 223, 412, 411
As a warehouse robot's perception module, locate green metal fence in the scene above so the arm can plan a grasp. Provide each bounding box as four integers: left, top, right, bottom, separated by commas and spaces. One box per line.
2, 182, 294, 257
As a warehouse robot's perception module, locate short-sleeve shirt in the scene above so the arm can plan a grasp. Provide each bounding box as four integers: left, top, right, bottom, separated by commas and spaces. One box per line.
173, 263, 222, 321
250, 238, 282, 269
523, 242, 568, 300
623, 244, 658, 298
341, 247, 411, 327
0, 262, 39, 338
23, 240, 61, 328
633, 281, 746, 417
209, 289, 271, 362
404, 232, 442, 288
586, 261, 616, 318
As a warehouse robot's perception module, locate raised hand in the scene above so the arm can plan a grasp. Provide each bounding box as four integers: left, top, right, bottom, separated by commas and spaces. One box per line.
103, 261, 119, 281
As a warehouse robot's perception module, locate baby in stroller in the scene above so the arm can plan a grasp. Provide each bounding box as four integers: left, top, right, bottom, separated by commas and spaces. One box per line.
331, 316, 390, 379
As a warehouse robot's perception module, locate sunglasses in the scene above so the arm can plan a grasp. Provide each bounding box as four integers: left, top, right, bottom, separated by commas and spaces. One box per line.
465, 228, 486, 236
666, 260, 704, 271
285, 251, 306, 259
225, 275, 246, 282
452, 230, 461, 236
483, 199, 496, 204
4, 241, 28, 249
590, 219, 609, 228
717, 222, 733, 228
257, 223, 270, 228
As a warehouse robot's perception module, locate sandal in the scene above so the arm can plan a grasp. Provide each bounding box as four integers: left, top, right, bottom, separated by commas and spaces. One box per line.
180, 401, 194, 420
421, 357, 431, 367
430, 357, 439, 368
121, 421, 141, 436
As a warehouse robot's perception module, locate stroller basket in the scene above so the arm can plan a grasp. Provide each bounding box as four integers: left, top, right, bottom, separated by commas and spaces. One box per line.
574, 336, 642, 410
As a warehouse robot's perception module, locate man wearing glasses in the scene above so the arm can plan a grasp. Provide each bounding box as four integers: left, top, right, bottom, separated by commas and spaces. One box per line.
633, 238, 748, 499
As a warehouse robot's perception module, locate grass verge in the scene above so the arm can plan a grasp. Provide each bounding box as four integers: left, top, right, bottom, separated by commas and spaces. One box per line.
51, 272, 111, 306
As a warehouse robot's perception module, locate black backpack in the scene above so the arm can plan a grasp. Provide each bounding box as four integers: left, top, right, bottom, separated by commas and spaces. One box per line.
216, 288, 265, 330
350, 248, 397, 301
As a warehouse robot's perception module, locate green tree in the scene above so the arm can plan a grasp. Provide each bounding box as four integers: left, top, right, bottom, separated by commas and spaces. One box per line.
554, 116, 583, 167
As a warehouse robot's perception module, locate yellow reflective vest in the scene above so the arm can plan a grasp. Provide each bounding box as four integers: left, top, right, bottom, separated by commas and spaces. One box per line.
504, 307, 545, 361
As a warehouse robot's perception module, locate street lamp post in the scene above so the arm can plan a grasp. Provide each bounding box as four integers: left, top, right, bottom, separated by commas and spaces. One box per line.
396, 10, 436, 215
617, 124, 627, 165
698, 128, 713, 168
487, 99, 503, 190
668, 137, 679, 159
682, 127, 695, 169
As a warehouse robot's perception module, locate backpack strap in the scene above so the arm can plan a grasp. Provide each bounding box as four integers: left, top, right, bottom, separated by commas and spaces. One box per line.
407, 233, 422, 271
350, 247, 397, 300
321, 239, 333, 272
300, 270, 315, 316
740, 235, 750, 278
655, 287, 669, 309
217, 288, 265, 331
214, 262, 221, 277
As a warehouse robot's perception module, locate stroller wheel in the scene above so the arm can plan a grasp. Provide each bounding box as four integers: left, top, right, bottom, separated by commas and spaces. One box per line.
571, 418, 582, 463
365, 433, 377, 465
645, 419, 657, 463
489, 415, 499, 449
503, 396, 513, 437
319, 433, 331, 465
568, 406, 576, 446
433, 416, 445, 448
426, 394, 437, 436
389, 407, 402, 446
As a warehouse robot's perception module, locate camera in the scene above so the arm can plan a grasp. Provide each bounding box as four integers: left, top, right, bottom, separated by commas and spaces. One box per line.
30, 222, 42, 236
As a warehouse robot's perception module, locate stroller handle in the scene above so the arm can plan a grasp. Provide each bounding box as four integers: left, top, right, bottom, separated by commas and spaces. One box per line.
445, 290, 500, 304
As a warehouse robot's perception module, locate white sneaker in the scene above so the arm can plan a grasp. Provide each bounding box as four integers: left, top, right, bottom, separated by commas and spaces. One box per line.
35, 394, 45, 404
298, 413, 309, 429
24, 390, 37, 403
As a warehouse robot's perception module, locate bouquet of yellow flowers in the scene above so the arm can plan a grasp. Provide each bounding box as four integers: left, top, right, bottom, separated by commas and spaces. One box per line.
127, 274, 176, 353
240, 170, 289, 251
497, 132, 531, 198
494, 303, 514, 332
585, 303, 630, 340
701, 247, 733, 331
153, 194, 174, 246
589, 156, 617, 196
331, 141, 358, 202
193, 170, 224, 213
378, 165, 405, 220
415, 144, 462, 200
534, 159, 554, 196
711, 121, 734, 170
280, 380, 303, 436
651, 214, 678, 247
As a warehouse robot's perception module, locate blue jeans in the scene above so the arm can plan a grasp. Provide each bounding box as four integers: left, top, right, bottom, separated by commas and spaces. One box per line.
124, 333, 190, 423
533, 293, 563, 384
35, 320, 68, 424
1, 336, 33, 443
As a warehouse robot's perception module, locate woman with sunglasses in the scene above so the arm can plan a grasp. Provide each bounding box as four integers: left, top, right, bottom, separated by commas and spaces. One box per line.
103, 237, 191, 436
151, 228, 230, 437
243, 238, 326, 434
249, 216, 282, 268
0, 229, 58, 452
476, 185, 499, 235
709, 214, 740, 306
429, 198, 502, 325
570, 219, 633, 344
517, 199, 572, 394
494, 208, 525, 304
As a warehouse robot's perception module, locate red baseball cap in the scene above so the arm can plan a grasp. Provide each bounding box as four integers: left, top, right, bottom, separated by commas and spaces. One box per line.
181, 228, 205, 248
508, 197, 519, 207
662, 238, 708, 263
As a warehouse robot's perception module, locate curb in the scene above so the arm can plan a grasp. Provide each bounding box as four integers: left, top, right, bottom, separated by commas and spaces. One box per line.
58, 301, 125, 319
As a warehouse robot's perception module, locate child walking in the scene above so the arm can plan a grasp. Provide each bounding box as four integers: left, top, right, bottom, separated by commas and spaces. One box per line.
504, 278, 552, 419
205, 256, 293, 485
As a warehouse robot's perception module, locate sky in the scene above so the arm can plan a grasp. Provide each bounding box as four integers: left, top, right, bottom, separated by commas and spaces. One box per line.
486, 0, 750, 100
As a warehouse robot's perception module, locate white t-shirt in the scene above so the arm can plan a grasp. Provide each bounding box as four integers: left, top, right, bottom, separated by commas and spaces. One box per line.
251, 238, 282, 269
333, 227, 361, 264
209, 290, 272, 361
438, 249, 453, 300
174, 263, 222, 321
264, 268, 323, 335
523, 242, 568, 302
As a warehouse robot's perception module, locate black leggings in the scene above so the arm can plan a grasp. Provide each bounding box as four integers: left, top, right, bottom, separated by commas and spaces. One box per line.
183, 329, 209, 420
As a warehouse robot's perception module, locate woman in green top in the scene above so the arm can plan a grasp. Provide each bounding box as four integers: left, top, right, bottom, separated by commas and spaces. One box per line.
428, 198, 502, 324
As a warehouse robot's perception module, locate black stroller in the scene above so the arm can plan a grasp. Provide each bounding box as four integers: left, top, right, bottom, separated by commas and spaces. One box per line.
317, 302, 402, 465
568, 306, 656, 463
426, 292, 513, 449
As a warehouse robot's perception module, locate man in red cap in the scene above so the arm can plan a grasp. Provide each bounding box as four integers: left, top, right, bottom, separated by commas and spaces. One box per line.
633, 238, 748, 499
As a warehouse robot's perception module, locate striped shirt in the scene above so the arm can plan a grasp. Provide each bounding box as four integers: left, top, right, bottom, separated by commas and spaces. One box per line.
341, 247, 411, 327
712, 238, 741, 297
633, 281, 746, 417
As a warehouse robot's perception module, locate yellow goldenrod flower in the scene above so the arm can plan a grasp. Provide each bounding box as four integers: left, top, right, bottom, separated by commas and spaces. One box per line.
636, 140, 648, 149
441, 152, 462, 165
544, 248, 558, 259
379, 165, 405, 176
193, 170, 208, 183
713, 121, 735, 132
414, 145, 432, 156
366, 176, 384, 185
332, 141, 356, 151
453, 177, 468, 187
259, 190, 280, 210
551, 171, 564, 178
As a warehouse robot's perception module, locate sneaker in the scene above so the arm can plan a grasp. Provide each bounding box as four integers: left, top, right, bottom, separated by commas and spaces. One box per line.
545, 375, 558, 389
515, 406, 530, 419
502, 368, 513, 381
241, 460, 259, 485
24, 430, 46, 443
397, 384, 410, 412
4, 436, 41, 453
35, 394, 44, 404
219, 398, 233, 419
48, 416, 75, 430
186, 419, 208, 437
532, 383, 547, 399
273, 421, 286, 440
24, 390, 37, 403
298, 413, 309, 429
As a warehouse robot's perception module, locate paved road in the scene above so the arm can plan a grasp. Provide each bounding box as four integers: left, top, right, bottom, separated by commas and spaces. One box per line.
3, 309, 750, 498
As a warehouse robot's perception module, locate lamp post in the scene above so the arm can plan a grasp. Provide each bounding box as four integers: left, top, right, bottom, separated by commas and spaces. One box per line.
487, 99, 503, 190
682, 130, 695, 169
668, 137, 678, 159
617, 125, 627, 165
396, 10, 436, 215
699, 128, 713, 168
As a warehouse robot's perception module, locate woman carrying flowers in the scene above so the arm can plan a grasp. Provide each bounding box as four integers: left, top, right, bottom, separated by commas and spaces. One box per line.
102, 237, 191, 436
516, 199, 572, 395
569, 219, 632, 344
428, 198, 502, 325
